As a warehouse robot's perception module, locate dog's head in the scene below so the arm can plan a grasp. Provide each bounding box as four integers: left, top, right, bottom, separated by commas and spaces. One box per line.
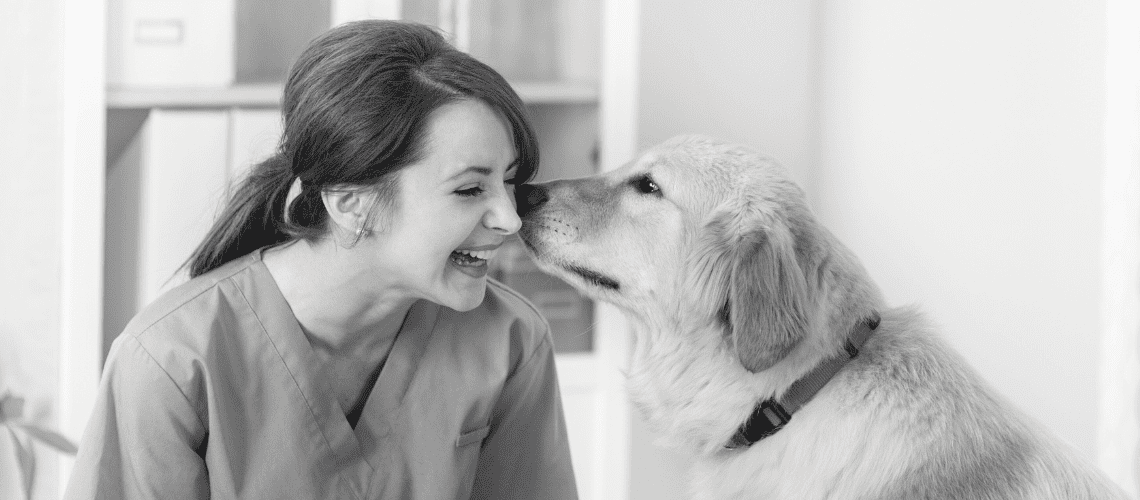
518, 135, 881, 373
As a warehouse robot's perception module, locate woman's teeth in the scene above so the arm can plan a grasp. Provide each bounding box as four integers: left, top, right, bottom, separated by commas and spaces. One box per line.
456, 249, 492, 260
450, 248, 495, 266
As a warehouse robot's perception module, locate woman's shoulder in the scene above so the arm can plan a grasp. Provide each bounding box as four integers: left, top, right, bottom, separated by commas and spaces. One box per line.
433, 279, 554, 369
482, 278, 550, 335
100, 253, 271, 426
118, 252, 264, 345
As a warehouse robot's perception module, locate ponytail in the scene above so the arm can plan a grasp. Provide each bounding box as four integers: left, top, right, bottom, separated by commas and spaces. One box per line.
184, 154, 295, 277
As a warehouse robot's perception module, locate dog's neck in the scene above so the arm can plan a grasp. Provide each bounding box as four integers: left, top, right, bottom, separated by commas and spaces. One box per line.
622, 306, 882, 456
624, 316, 787, 455
725, 313, 880, 449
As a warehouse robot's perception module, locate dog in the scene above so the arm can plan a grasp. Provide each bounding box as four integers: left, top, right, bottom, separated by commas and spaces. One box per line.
515, 135, 1128, 499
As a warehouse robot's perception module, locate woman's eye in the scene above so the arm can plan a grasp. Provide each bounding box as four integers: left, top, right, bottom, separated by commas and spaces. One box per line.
635, 175, 660, 195
456, 185, 485, 197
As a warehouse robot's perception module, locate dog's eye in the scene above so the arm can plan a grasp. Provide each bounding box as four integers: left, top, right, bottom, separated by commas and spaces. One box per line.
633, 175, 661, 196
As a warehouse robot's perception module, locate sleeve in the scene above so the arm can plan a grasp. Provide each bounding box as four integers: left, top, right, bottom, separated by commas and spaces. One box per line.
64, 334, 209, 500
469, 325, 579, 500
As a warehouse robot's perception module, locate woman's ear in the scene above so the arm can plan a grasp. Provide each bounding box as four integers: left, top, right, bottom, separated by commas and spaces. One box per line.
726, 223, 809, 373
321, 188, 374, 238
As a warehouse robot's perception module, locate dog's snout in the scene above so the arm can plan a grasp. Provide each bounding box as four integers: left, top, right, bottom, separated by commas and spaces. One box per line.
515, 184, 549, 217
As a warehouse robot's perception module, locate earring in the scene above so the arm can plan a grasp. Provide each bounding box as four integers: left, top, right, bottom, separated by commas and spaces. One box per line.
355, 226, 370, 238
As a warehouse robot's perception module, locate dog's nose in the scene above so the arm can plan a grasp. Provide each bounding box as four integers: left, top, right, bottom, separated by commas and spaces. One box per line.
515, 183, 549, 217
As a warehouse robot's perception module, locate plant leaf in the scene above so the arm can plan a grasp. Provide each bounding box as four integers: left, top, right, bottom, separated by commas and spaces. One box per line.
0, 394, 24, 423
12, 423, 78, 455
7, 425, 35, 500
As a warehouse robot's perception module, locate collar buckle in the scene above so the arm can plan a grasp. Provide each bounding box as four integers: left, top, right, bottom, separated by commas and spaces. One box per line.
727, 398, 791, 448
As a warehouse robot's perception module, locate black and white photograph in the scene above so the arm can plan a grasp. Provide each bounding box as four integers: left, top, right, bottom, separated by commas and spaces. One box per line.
2, 1, 1139, 499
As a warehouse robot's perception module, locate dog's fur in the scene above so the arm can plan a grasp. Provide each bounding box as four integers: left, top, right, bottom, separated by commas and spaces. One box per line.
516, 135, 1128, 499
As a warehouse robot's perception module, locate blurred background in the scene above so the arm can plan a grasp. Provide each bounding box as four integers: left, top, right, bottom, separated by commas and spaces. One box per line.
2, 0, 1139, 499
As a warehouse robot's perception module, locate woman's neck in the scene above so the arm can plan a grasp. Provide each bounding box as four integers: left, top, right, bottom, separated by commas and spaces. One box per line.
262, 239, 413, 355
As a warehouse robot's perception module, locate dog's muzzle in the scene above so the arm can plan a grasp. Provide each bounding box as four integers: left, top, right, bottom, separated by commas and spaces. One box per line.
515, 183, 549, 218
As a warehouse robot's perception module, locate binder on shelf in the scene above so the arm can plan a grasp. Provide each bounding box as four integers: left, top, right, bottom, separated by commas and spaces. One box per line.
227, 109, 283, 189
107, 0, 236, 87
106, 110, 231, 313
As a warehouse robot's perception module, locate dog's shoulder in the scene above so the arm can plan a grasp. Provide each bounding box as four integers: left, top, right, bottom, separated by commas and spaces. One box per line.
839, 306, 1027, 425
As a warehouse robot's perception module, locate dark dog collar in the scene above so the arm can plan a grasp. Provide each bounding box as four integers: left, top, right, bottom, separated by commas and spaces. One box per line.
725, 312, 881, 449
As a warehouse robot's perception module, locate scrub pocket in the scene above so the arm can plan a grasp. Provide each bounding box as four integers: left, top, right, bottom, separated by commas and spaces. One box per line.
456, 425, 490, 447
455, 425, 490, 499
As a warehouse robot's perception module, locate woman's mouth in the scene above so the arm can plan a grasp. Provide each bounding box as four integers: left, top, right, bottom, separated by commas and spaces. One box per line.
449, 248, 498, 278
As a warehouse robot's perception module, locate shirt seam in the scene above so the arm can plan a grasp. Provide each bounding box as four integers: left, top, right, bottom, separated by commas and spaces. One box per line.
121, 334, 209, 432
486, 278, 555, 372
517, 327, 553, 373
487, 278, 552, 332
226, 275, 342, 461
127, 260, 254, 340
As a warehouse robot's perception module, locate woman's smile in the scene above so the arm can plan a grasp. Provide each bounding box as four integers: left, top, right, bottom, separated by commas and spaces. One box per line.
448, 244, 502, 278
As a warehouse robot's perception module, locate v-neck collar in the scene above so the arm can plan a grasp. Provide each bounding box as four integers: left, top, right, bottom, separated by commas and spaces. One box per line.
353, 296, 438, 447
245, 250, 441, 498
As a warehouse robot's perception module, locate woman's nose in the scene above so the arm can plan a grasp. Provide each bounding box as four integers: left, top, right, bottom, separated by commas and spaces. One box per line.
485, 187, 523, 235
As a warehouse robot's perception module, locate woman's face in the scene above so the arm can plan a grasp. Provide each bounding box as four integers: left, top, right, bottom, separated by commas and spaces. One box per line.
361, 99, 522, 311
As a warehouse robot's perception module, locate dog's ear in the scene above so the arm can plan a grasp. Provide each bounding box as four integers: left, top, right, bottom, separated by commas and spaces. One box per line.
726, 222, 810, 373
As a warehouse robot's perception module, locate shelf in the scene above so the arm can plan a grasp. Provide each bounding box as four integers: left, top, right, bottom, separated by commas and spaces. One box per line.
107, 84, 284, 109
106, 81, 598, 109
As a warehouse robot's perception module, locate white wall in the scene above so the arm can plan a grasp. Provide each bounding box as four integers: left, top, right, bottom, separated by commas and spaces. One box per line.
1098, 0, 1140, 492
636, 1, 820, 190
1, 1, 104, 498
0, 1, 66, 498
816, 0, 1106, 459
629, 1, 1118, 498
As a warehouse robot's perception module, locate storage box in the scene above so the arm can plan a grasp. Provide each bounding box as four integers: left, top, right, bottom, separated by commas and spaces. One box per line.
107, 0, 236, 87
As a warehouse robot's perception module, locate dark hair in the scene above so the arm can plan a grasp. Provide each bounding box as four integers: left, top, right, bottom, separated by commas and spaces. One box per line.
185, 20, 539, 277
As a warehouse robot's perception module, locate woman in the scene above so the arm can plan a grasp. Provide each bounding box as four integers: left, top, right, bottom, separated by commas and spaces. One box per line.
66, 20, 577, 499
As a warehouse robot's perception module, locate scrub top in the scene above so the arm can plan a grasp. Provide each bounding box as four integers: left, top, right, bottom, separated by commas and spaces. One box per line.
64, 249, 578, 499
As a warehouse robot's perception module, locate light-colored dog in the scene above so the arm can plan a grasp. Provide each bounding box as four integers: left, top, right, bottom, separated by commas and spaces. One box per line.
515, 135, 1128, 499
